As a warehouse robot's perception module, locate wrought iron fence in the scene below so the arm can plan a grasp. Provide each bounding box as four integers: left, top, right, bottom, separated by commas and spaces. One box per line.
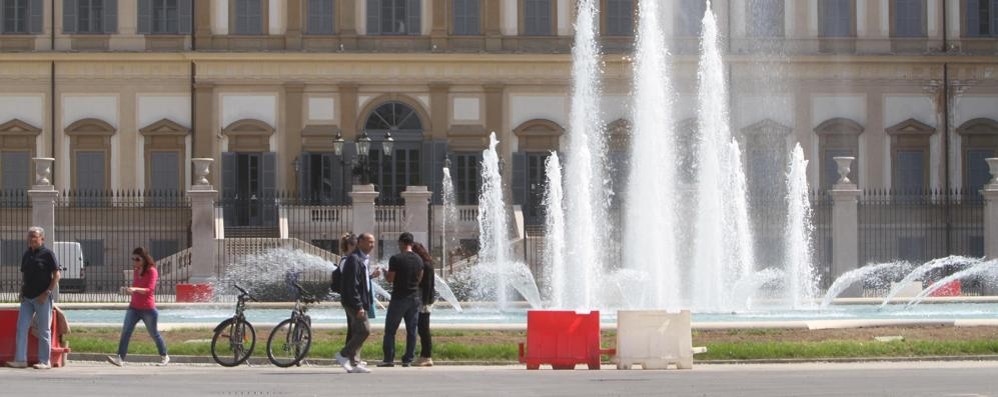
859, 189, 984, 265
49, 190, 192, 302
375, 205, 406, 260
0, 191, 30, 301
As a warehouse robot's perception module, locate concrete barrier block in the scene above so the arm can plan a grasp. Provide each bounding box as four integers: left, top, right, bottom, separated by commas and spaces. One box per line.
615, 310, 693, 370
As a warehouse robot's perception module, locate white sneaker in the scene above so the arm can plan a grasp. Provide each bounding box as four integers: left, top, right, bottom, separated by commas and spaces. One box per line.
334, 352, 353, 372
349, 365, 371, 373
6, 361, 27, 368
32, 363, 51, 370
157, 355, 170, 366
106, 355, 123, 367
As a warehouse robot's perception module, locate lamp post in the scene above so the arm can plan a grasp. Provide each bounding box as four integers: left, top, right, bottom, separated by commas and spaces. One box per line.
332, 130, 395, 190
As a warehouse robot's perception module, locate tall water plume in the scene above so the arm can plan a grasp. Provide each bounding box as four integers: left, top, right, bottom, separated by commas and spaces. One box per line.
691, 2, 755, 310
562, 0, 607, 309
623, 0, 680, 309
542, 152, 567, 308
477, 133, 512, 309
441, 165, 459, 276
784, 144, 817, 307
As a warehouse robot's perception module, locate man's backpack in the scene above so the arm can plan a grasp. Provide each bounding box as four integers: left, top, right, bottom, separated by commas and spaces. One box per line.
330, 265, 342, 294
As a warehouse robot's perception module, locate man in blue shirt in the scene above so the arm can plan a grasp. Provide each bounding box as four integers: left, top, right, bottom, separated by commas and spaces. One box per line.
9, 226, 60, 369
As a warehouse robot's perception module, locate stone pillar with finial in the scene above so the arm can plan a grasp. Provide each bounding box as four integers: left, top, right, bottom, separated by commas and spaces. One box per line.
188, 158, 219, 289
982, 158, 998, 259
350, 184, 380, 256
401, 186, 433, 246
830, 156, 861, 281
28, 158, 57, 247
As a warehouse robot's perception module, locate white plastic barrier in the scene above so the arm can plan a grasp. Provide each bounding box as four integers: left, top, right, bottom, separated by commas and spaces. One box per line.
615, 310, 693, 370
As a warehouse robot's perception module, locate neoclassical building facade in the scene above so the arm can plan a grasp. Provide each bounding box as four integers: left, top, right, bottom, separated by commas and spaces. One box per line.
0, 0, 996, 229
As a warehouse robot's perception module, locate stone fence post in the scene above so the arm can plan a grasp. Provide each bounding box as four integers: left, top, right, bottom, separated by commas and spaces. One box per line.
350, 183, 379, 242
188, 158, 218, 283
830, 157, 861, 281
982, 158, 998, 259
401, 186, 433, 246
28, 158, 57, 247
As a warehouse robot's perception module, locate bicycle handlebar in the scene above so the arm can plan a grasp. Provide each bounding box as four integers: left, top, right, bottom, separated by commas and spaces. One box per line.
233, 284, 258, 302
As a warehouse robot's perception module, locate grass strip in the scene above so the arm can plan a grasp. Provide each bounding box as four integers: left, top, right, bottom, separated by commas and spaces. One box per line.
64, 327, 998, 362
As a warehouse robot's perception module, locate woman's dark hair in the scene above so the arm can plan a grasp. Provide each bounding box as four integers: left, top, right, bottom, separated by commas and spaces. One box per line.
412, 242, 433, 266
132, 247, 156, 276
339, 232, 357, 254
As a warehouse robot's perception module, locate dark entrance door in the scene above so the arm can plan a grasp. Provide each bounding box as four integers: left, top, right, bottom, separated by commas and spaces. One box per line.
363, 102, 425, 205
222, 152, 276, 227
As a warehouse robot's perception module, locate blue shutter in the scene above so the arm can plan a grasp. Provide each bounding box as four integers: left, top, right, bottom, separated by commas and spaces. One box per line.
150, 152, 180, 193
298, 153, 312, 200
261, 152, 277, 226
991, 0, 998, 35
1, 152, 30, 193
896, 150, 925, 193
251, 0, 263, 34
29, 0, 44, 33
511, 152, 526, 206
178, 0, 192, 34
137, 0, 151, 33
222, 152, 237, 225
453, 0, 465, 34
366, 0, 379, 34
63, 0, 77, 33
420, 140, 447, 205
967, 0, 980, 36
103, 0, 117, 33
967, 149, 992, 193
406, 0, 421, 35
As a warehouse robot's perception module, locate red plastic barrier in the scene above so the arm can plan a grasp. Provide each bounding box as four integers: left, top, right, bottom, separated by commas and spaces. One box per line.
518, 310, 614, 370
176, 283, 213, 302
0, 309, 71, 367
930, 280, 961, 297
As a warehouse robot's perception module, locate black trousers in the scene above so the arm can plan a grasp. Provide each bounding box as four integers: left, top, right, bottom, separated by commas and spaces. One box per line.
418, 312, 432, 358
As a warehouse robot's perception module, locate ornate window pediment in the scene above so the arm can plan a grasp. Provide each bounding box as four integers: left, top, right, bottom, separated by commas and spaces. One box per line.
886, 118, 935, 136
65, 118, 116, 136
140, 119, 190, 136
814, 117, 864, 136
222, 118, 275, 136
957, 118, 998, 136
0, 119, 42, 136
514, 119, 564, 137
743, 118, 792, 136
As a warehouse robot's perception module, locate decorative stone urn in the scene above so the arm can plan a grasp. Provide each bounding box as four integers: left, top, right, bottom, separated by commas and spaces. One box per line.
986, 158, 998, 188
32, 158, 55, 187
833, 157, 855, 185
192, 158, 214, 188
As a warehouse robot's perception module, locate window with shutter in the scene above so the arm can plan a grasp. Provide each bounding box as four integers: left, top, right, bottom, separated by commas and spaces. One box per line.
605, 0, 633, 36
234, 0, 262, 35
1, 0, 30, 34
894, 0, 924, 37
453, 153, 480, 205
523, 0, 552, 36
968, 0, 998, 36
377, 0, 419, 35
966, 149, 993, 194
820, 0, 852, 37
75, 0, 106, 33
895, 150, 926, 193
307, 0, 335, 35
1, 151, 30, 193
748, 0, 784, 37
453, 0, 480, 35
150, 151, 180, 193
150, 0, 179, 34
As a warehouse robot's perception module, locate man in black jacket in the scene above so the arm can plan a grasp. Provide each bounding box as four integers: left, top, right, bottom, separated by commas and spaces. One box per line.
335, 233, 375, 374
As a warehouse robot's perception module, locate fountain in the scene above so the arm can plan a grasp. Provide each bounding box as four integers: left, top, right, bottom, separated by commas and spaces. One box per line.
441, 164, 459, 278
542, 152, 566, 308
784, 144, 817, 308
621, 0, 681, 310
690, 1, 757, 311
879, 256, 984, 307
821, 261, 912, 308
906, 260, 998, 307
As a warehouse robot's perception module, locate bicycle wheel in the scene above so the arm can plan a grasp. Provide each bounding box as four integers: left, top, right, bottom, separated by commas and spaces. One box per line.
266, 318, 312, 367
211, 318, 256, 367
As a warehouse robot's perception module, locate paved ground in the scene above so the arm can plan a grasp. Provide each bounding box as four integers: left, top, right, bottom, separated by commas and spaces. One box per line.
3, 360, 998, 396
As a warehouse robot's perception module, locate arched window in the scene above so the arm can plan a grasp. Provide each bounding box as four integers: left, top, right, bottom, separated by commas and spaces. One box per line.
363, 101, 425, 204
957, 118, 998, 194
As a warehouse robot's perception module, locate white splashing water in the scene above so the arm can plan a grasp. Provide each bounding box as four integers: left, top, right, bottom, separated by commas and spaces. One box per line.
561, 0, 607, 310
623, 0, 680, 310
731, 267, 785, 310
477, 133, 512, 310
441, 166, 459, 275
726, 140, 757, 309
821, 261, 912, 308
691, 3, 755, 311
785, 144, 817, 308
542, 152, 567, 308
906, 260, 998, 307
880, 256, 985, 307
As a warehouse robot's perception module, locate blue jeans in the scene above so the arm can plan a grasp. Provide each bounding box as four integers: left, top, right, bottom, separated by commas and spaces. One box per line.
382, 296, 420, 364
15, 295, 52, 364
117, 308, 168, 358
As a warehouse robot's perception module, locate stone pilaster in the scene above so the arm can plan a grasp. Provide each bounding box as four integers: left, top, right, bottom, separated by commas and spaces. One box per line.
401, 186, 433, 246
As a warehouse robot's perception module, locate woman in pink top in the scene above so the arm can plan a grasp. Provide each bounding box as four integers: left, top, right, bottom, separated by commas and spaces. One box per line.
106, 247, 169, 367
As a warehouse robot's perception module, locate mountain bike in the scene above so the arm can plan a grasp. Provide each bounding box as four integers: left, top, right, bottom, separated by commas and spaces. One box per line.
267, 282, 316, 367
211, 284, 258, 367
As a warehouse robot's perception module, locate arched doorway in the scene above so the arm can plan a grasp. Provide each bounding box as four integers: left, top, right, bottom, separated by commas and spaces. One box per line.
363, 101, 425, 204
